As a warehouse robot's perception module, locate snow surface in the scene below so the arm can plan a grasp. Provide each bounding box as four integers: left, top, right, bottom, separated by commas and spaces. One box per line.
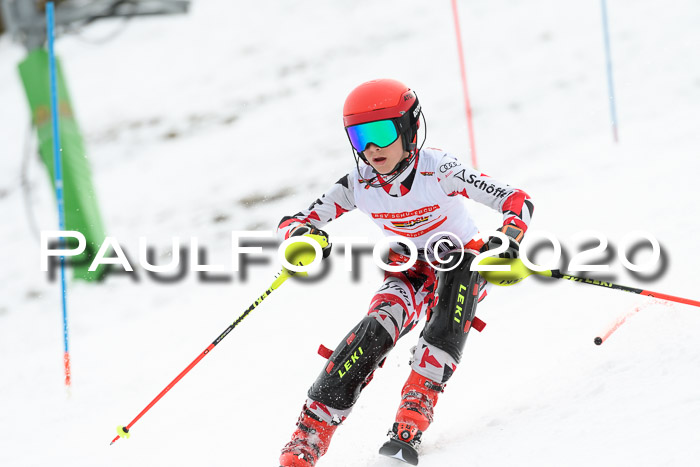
1, 1, 700, 466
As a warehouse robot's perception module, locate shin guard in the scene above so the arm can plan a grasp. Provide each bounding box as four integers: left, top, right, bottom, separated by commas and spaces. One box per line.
422, 255, 484, 364
308, 315, 394, 410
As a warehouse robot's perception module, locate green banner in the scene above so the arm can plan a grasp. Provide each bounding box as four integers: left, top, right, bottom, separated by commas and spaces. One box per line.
18, 48, 107, 280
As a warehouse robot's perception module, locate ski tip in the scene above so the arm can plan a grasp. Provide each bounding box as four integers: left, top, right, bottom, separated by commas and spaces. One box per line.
379, 438, 419, 465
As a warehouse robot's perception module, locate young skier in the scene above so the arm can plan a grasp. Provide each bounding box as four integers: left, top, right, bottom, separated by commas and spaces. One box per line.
277, 79, 534, 466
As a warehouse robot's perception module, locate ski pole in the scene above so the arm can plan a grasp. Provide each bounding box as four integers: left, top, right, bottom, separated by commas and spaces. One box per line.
546, 269, 700, 308
479, 258, 700, 308
110, 268, 292, 445
110, 233, 327, 444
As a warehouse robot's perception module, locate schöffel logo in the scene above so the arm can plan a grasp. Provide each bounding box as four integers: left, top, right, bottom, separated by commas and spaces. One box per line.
420, 171, 434, 176
462, 172, 511, 198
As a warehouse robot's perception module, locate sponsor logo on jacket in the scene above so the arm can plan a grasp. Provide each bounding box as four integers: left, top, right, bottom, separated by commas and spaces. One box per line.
391, 216, 429, 228
463, 172, 511, 199
372, 205, 440, 220
439, 161, 460, 173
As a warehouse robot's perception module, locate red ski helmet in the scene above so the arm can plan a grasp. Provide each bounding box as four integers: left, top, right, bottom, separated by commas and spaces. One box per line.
343, 79, 421, 156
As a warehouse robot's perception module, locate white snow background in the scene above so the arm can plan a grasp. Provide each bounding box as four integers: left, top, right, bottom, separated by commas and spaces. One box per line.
1, 1, 699, 466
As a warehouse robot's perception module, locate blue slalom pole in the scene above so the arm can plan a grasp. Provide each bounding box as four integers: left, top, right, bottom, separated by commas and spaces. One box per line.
46, 2, 72, 388
601, 0, 619, 142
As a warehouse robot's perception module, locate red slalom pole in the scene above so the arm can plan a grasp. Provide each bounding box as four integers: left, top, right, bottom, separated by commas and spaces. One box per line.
451, 0, 478, 168
594, 299, 674, 345
594, 306, 640, 345
110, 270, 291, 445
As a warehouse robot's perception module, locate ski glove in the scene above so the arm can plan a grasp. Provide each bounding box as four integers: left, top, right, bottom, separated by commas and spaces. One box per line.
291, 224, 332, 259
481, 225, 524, 259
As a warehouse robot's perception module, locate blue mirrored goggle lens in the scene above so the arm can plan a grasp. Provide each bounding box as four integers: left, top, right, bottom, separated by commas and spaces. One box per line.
346, 120, 398, 152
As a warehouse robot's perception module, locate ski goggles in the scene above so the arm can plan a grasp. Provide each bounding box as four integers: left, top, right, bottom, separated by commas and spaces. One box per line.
346, 119, 399, 152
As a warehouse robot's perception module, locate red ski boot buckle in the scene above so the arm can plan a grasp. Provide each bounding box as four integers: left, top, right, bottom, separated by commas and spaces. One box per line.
396, 423, 420, 444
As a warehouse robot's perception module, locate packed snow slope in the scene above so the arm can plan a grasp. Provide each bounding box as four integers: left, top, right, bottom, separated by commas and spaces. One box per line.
1, 1, 699, 466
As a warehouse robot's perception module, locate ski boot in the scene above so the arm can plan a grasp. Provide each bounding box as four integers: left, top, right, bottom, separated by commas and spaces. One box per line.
280, 406, 338, 467
379, 370, 445, 465
395, 369, 444, 432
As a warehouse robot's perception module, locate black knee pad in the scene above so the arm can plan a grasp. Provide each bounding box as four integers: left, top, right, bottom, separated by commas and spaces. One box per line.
308, 315, 394, 410
422, 254, 484, 363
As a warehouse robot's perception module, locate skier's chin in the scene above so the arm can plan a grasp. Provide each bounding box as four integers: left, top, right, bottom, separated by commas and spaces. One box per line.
375, 167, 396, 176
371, 159, 394, 174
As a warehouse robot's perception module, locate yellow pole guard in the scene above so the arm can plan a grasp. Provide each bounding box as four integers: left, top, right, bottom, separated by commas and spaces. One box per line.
271, 269, 292, 290
477, 258, 552, 286
283, 233, 329, 276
